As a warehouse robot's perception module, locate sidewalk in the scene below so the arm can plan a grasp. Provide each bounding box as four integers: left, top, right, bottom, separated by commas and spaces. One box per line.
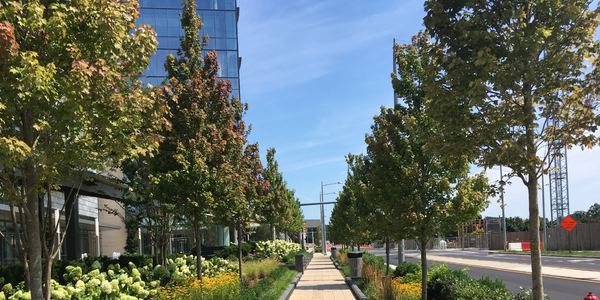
403, 253, 600, 282
289, 253, 355, 300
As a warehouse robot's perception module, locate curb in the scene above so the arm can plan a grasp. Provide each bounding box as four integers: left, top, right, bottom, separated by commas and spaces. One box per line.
279, 271, 302, 300
345, 277, 368, 300
331, 255, 369, 300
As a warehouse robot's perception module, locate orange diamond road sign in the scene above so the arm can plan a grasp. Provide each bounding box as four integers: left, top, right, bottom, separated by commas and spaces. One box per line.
561, 215, 578, 232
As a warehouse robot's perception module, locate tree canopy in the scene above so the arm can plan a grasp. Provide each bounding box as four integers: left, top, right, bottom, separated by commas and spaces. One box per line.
330, 154, 376, 249
262, 148, 293, 240
423, 1, 600, 298
151, 0, 253, 281
365, 32, 492, 300
0, 1, 161, 298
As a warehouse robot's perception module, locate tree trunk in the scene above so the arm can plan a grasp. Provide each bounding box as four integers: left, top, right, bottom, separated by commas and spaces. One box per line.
43, 256, 53, 300
237, 223, 243, 281
195, 223, 203, 281
385, 237, 390, 276
9, 204, 30, 291
420, 240, 427, 300
524, 81, 544, 300
528, 176, 543, 299
21, 109, 43, 299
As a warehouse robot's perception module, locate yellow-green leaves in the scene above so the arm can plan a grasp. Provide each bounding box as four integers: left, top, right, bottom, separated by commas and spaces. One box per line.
0, 1, 161, 296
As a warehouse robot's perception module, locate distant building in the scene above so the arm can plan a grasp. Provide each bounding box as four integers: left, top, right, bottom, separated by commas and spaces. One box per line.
0, 172, 127, 265
137, 0, 241, 99
137, 0, 242, 252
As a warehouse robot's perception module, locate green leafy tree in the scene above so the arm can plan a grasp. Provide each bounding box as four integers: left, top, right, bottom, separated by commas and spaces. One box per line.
0, 1, 160, 298
152, 0, 251, 281
251, 224, 272, 241
215, 142, 269, 280
107, 157, 179, 267
587, 203, 600, 223
505, 217, 528, 232
124, 218, 140, 254
262, 148, 292, 241
423, 1, 600, 298
572, 203, 600, 223
366, 33, 492, 300
330, 196, 352, 247
278, 189, 304, 240
341, 154, 376, 248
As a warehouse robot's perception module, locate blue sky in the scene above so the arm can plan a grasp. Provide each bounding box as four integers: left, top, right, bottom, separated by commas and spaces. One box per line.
236, 0, 600, 224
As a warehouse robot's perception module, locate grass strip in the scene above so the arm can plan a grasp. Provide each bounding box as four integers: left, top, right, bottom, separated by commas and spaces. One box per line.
233, 267, 297, 300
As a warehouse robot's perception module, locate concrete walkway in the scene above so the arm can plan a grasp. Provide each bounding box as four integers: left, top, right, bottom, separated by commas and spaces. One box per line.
289, 253, 355, 300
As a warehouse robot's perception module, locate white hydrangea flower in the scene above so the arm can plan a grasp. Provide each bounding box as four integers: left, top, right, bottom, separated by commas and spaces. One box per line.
100, 280, 112, 294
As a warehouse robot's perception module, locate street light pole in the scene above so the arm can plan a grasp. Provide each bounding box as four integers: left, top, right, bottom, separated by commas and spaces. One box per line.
320, 181, 341, 255
542, 172, 547, 249
501, 166, 507, 251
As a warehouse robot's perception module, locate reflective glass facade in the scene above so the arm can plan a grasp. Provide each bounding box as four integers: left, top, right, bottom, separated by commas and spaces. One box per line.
137, 0, 240, 99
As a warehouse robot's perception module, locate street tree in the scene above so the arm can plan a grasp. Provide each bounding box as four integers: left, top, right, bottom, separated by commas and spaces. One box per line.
278, 189, 304, 241
0, 1, 161, 298
329, 198, 352, 247
155, 0, 249, 280
262, 148, 292, 241
214, 142, 269, 281
106, 157, 180, 267
366, 33, 492, 300
342, 154, 377, 250
423, 1, 600, 298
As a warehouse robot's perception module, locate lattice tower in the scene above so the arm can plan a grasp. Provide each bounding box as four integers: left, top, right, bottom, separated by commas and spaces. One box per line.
549, 144, 570, 225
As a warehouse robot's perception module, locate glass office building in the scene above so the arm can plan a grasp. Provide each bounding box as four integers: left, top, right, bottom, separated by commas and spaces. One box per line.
137, 0, 240, 99
136, 0, 239, 250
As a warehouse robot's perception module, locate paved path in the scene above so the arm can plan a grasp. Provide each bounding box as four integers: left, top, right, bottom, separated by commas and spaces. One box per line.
289, 253, 355, 300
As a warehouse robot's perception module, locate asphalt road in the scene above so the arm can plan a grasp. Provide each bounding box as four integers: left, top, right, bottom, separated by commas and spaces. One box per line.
414, 249, 600, 271
365, 248, 599, 300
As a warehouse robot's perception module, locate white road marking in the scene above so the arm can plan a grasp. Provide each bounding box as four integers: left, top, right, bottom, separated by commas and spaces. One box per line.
568, 259, 593, 263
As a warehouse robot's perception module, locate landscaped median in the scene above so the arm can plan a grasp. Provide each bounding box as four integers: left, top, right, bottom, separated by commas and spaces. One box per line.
331, 249, 543, 300
0, 240, 308, 300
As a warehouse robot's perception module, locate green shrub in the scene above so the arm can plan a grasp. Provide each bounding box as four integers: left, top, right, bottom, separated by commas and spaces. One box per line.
393, 261, 420, 278
338, 248, 349, 255
361, 251, 386, 271
282, 249, 309, 264
427, 264, 512, 300
215, 243, 255, 258
0, 263, 24, 288
91, 260, 102, 270
153, 265, 171, 286
1, 283, 12, 295
118, 253, 154, 270
514, 287, 550, 300
339, 265, 350, 277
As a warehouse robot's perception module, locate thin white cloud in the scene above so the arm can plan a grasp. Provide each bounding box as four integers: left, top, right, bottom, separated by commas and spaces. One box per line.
284, 156, 346, 172
239, 1, 424, 95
